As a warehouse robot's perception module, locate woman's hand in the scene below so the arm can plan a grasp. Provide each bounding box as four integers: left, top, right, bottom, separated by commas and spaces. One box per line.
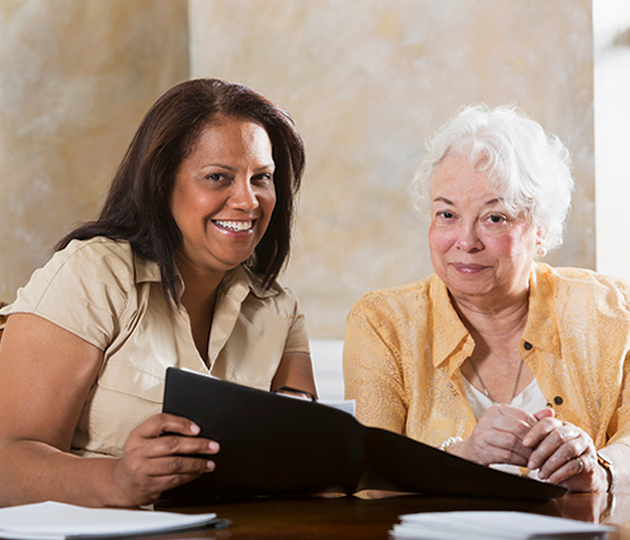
451, 404, 538, 466
523, 409, 607, 492
111, 413, 220, 507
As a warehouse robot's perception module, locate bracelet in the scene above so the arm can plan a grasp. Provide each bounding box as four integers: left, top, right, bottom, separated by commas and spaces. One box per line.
597, 451, 616, 494
439, 436, 462, 452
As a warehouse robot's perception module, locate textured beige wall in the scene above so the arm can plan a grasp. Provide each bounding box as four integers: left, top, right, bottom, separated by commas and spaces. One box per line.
0, 1, 594, 341
189, 0, 594, 339
0, 0, 188, 301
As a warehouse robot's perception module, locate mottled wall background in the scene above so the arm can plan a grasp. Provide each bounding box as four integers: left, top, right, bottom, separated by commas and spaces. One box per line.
190, 0, 594, 338
0, 0, 188, 300
1, 0, 594, 342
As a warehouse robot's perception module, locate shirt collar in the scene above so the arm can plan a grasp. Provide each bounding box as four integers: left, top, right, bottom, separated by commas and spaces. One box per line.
522, 262, 561, 357
429, 274, 473, 370
430, 263, 562, 370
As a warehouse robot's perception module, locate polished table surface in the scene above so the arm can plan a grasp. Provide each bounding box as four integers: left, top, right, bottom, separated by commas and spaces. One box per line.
154, 491, 630, 539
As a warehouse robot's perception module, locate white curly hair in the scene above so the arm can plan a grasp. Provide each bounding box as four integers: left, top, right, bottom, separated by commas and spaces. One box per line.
410, 104, 574, 255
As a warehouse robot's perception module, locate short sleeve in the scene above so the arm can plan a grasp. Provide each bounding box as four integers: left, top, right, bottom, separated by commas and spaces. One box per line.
6, 238, 133, 351
281, 289, 310, 355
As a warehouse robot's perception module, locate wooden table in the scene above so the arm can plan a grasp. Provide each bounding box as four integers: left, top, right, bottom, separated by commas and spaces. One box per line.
156, 491, 630, 539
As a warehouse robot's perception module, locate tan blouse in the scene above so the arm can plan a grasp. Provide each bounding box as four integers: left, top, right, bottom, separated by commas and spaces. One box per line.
343, 263, 630, 450
0, 237, 309, 457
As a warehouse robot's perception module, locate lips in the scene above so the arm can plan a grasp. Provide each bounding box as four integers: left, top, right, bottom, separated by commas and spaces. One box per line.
451, 263, 489, 274
213, 220, 254, 232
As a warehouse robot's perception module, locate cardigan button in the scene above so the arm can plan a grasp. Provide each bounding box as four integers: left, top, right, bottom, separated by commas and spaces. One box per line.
554, 396, 563, 405
523, 341, 533, 350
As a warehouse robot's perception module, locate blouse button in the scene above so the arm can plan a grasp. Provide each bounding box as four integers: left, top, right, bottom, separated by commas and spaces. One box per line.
554, 396, 563, 405
523, 341, 533, 350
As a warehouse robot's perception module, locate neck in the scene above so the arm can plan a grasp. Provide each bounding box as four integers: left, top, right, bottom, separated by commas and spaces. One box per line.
450, 286, 530, 341
176, 255, 225, 362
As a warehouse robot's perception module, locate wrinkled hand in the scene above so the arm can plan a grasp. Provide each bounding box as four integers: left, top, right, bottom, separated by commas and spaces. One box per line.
456, 405, 539, 466
111, 413, 220, 506
523, 409, 606, 492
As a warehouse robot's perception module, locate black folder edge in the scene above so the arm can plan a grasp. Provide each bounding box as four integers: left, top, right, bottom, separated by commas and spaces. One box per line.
160, 367, 567, 503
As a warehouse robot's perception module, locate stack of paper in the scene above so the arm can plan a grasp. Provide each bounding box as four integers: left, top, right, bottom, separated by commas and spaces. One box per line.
0, 501, 229, 540
390, 511, 614, 540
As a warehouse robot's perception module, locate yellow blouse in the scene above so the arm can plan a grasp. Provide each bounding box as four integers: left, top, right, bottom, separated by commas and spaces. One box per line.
343, 263, 630, 450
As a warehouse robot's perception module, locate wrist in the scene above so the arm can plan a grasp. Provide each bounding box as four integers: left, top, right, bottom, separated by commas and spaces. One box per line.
597, 451, 616, 494
439, 436, 463, 455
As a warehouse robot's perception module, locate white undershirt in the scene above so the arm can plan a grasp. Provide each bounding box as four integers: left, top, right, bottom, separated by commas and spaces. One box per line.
463, 376, 548, 420
462, 376, 548, 478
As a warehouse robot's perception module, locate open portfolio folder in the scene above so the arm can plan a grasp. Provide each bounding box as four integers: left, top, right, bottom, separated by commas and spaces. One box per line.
160, 367, 566, 503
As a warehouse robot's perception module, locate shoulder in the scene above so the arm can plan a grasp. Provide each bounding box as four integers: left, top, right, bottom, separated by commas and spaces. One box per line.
11, 237, 138, 315
8, 238, 141, 349
534, 263, 630, 312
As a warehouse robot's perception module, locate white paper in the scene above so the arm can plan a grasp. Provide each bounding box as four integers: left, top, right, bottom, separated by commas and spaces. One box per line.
390, 511, 614, 540
321, 399, 356, 415
0, 501, 227, 540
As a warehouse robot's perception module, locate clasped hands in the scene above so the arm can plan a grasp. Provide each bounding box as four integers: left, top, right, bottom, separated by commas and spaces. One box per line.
450, 405, 607, 492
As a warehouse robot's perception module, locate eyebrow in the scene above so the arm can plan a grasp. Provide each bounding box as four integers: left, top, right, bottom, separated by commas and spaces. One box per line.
433, 196, 501, 207
201, 163, 275, 172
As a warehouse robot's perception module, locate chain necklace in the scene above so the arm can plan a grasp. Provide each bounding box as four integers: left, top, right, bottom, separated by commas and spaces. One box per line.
469, 357, 524, 404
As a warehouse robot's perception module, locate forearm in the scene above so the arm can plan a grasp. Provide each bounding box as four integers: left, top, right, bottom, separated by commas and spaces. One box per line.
0, 440, 127, 508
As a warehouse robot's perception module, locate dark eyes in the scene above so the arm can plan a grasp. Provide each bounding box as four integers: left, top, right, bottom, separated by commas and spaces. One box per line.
204, 173, 274, 184
488, 214, 505, 224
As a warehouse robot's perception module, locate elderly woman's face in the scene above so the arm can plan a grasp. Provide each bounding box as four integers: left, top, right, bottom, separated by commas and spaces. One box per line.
428, 153, 538, 306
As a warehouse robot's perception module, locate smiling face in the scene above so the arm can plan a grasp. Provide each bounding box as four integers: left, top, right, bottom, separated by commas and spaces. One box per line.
170, 116, 276, 280
428, 153, 539, 309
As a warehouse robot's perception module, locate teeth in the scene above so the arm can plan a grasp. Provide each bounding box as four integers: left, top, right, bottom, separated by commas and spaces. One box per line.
215, 220, 253, 232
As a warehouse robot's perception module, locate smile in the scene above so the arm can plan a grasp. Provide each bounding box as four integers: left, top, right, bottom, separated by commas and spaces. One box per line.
452, 263, 488, 274
213, 220, 254, 232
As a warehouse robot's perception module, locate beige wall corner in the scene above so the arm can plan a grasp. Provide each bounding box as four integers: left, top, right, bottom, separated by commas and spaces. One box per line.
0, 0, 189, 301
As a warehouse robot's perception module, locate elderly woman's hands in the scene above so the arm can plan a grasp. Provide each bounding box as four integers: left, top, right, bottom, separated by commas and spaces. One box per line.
523, 409, 608, 492
451, 404, 538, 466
450, 406, 609, 492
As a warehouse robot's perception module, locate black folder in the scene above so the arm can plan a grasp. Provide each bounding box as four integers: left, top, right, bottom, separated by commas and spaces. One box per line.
160, 367, 566, 502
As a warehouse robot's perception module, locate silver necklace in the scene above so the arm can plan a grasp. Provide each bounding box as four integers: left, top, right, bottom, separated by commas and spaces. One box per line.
469, 357, 524, 404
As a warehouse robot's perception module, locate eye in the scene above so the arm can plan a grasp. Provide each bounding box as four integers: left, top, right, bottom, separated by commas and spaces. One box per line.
487, 214, 507, 224
205, 173, 225, 182
436, 210, 454, 219
252, 172, 274, 186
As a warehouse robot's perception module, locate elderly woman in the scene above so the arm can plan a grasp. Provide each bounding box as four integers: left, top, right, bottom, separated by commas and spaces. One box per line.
344, 104, 630, 494
0, 79, 316, 507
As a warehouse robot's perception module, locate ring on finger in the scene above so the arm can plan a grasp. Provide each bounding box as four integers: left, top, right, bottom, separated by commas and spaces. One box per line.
574, 456, 584, 475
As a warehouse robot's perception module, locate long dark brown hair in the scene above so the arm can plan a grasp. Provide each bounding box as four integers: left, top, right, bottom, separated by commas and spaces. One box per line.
57, 79, 305, 305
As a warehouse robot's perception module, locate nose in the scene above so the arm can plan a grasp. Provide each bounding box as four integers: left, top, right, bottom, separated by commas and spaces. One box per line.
228, 180, 259, 211
456, 221, 483, 252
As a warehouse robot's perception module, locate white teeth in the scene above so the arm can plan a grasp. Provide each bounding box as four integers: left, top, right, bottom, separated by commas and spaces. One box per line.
215, 220, 253, 232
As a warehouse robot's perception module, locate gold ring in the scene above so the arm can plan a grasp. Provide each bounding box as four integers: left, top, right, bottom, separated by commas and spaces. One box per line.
575, 456, 584, 475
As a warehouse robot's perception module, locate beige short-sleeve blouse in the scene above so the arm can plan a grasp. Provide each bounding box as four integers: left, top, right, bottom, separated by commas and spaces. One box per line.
0, 237, 309, 458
